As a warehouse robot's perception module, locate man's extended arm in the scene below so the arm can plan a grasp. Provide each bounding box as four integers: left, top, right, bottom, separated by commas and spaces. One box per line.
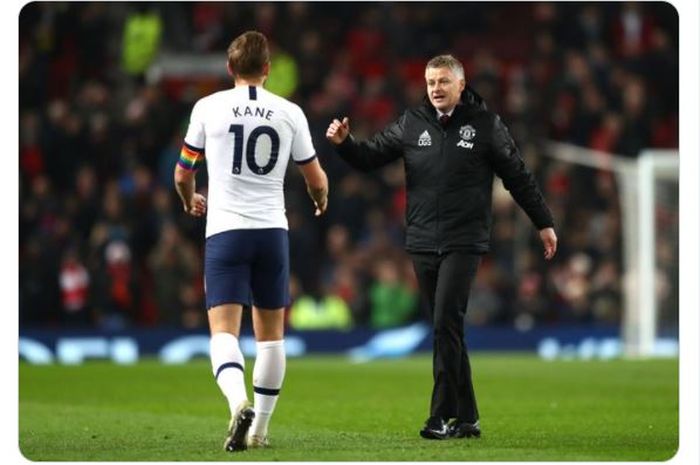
326, 115, 405, 172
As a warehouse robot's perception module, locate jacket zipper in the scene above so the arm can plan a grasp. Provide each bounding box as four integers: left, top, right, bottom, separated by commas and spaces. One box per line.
436, 125, 447, 256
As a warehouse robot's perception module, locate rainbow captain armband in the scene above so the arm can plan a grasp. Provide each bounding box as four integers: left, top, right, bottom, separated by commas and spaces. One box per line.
178, 142, 205, 171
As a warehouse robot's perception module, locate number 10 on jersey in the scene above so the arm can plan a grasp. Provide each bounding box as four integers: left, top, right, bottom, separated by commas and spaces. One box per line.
229, 124, 280, 175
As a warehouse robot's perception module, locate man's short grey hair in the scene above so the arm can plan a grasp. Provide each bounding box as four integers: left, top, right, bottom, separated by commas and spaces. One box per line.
426, 54, 465, 80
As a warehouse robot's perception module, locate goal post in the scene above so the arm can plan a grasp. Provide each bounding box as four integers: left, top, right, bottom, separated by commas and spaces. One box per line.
543, 142, 679, 358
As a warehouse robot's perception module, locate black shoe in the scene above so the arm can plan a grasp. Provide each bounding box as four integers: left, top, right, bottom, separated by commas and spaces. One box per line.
419, 416, 449, 440
223, 401, 255, 452
448, 419, 481, 438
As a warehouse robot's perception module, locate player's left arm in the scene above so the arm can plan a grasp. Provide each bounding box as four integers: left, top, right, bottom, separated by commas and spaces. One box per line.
291, 106, 329, 216
297, 158, 328, 217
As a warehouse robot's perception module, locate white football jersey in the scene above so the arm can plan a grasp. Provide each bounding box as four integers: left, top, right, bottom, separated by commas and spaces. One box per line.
183, 85, 316, 238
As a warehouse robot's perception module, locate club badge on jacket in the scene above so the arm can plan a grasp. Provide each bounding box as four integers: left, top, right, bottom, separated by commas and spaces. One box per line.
457, 125, 475, 149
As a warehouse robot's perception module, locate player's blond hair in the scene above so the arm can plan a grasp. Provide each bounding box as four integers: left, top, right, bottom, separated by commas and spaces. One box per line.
227, 31, 270, 78
426, 54, 465, 80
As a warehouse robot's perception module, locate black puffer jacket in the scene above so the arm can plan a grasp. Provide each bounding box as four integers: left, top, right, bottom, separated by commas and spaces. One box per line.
335, 87, 554, 254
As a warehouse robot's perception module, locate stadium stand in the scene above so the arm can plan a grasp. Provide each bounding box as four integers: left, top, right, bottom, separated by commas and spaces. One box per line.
19, 2, 678, 330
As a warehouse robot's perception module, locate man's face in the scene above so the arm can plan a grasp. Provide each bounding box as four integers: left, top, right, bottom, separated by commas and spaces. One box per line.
425, 66, 466, 112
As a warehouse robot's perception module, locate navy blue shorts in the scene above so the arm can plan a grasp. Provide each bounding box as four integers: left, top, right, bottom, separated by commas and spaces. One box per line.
204, 228, 290, 310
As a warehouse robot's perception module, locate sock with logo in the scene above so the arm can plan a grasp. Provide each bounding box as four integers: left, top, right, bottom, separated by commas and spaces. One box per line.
210, 332, 248, 417
250, 340, 286, 438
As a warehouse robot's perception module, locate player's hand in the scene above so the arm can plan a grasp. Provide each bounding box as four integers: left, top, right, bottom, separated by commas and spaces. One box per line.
184, 193, 207, 217
326, 117, 350, 145
314, 196, 328, 217
539, 227, 558, 260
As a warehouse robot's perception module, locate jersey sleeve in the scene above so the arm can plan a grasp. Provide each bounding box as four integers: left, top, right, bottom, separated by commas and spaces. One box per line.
290, 106, 316, 165
179, 100, 206, 171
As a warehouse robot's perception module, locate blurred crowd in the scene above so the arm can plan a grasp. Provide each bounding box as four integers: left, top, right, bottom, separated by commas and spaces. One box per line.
19, 2, 678, 331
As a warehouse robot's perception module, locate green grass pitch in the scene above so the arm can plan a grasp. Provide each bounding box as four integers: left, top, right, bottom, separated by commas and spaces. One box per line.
19, 354, 678, 461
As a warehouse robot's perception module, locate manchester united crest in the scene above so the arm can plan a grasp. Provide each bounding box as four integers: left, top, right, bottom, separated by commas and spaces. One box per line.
457, 125, 476, 149
459, 125, 476, 141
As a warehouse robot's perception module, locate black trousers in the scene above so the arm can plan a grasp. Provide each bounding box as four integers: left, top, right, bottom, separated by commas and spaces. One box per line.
410, 251, 481, 422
